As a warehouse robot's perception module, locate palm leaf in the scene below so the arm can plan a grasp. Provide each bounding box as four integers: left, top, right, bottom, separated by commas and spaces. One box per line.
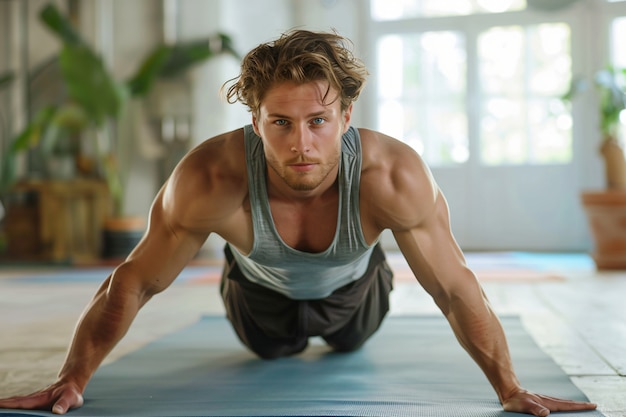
126, 46, 171, 97
39, 2, 83, 45
58, 44, 126, 125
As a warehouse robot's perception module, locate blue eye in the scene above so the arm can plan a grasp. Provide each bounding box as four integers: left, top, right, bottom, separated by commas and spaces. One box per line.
312, 117, 325, 125
275, 119, 287, 126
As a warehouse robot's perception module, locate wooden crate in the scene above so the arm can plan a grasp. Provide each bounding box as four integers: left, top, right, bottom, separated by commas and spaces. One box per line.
8, 179, 111, 263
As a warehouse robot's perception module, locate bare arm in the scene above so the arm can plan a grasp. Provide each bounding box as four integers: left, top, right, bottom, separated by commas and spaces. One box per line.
0, 131, 247, 414
361, 130, 596, 416
392, 191, 521, 400
0, 183, 208, 414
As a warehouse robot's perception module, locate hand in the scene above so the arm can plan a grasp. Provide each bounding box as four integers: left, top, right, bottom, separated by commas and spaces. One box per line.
0, 381, 84, 415
502, 389, 597, 416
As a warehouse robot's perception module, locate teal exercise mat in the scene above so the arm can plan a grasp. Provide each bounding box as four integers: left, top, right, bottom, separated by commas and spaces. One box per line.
0, 315, 603, 416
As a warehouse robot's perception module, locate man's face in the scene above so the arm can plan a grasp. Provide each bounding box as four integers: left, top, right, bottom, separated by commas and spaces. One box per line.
253, 81, 352, 194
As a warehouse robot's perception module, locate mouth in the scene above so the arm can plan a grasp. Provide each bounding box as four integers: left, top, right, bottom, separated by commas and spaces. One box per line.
288, 162, 317, 172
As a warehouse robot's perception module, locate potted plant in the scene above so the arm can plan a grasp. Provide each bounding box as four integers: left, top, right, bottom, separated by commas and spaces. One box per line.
0, 2, 239, 259
566, 66, 626, 269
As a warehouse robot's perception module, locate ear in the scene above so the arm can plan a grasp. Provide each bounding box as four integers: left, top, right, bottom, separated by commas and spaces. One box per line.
341, 103, 353, 134
252, 115, 261, 136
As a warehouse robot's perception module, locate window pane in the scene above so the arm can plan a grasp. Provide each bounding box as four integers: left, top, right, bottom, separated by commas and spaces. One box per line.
371, 0, 526, 20
611, 18, 626, 132
613, 17, 626, 67
376, 32, 467, 166
478, 23, 572, 165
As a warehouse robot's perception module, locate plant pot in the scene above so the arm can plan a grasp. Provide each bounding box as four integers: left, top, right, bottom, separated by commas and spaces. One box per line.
581, 190, 626, 269
102, 216, 146, 259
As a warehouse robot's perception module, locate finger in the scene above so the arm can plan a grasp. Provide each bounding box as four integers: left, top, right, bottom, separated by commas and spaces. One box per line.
536, 395, 597, 412
52, 403, 66, 415
504, 398, 549, 417
530, 405, 550, 417
0, 392, 49, 410
0, 397, 22, 409
52, 392, 83, 415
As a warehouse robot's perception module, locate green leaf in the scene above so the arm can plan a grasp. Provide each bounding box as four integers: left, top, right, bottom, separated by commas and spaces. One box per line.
126, 33, 239, 97
158, 40, 214, 78
52, 103, 89, 132
36, 104, 88, 155
595, 66, 626, 135
158, 34, 240, 79
39, 2, 83, 45
126, 46, 171, 97
219, 34, 241, 60
0, 106, 57, 195
11, 106, 57, 152
58, 44, 124, 125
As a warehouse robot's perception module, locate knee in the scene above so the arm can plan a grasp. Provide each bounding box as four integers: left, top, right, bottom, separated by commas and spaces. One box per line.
248, 338, 308, 360
254, 349, 285, 360
251, 344, 288, 360
325, 337, 366, 353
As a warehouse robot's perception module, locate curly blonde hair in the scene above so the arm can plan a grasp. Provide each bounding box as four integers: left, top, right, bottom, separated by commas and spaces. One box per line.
224, 29, 368, 115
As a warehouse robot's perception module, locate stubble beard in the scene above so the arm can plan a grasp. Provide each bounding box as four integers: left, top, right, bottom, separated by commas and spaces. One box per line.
267, 154, 340, 192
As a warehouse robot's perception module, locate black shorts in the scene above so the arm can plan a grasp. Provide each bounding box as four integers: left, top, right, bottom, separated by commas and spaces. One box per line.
220, 244, 394, 359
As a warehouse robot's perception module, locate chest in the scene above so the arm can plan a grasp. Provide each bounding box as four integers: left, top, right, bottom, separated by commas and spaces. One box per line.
270, 196, 339, 253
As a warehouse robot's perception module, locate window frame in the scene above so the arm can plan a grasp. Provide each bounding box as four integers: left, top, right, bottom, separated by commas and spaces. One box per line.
362, 1, 593, 169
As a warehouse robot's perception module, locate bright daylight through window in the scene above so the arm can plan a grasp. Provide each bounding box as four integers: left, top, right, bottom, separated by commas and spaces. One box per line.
478, 24, 572, 165
371, 0, 525, 20
376, 32, 467, 165
371, 0, 576, 167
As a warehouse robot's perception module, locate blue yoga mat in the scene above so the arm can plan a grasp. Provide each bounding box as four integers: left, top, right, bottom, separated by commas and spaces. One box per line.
0, 316, 603, 417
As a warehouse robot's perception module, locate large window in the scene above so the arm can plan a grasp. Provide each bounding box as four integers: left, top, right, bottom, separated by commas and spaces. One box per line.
376, 32, 467, 165
613, 17, 626, 66
370, 1, 574, 167
479, 24, 572, 165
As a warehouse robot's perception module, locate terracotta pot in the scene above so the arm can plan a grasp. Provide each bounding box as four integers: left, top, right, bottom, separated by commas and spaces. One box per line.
102, 216, 146, 259
581, 190, 626, 269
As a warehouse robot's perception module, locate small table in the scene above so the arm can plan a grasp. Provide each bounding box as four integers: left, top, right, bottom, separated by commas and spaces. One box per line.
7, 179, 110, 263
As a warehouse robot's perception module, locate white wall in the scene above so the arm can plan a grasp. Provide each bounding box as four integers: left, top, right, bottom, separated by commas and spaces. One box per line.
109, 0, 163, 217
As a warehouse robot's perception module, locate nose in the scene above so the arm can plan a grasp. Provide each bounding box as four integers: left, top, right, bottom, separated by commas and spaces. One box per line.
290, 124, 311, 153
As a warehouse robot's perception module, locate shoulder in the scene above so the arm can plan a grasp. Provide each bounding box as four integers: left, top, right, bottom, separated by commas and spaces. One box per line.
160, 128, 248, 231
357, 128, 439, 231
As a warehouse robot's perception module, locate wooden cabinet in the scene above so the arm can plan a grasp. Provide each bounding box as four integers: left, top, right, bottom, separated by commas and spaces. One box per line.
7, 179, 111, 263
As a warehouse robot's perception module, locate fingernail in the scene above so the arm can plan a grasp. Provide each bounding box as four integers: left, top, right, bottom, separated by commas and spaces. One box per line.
52, 405, 64, 414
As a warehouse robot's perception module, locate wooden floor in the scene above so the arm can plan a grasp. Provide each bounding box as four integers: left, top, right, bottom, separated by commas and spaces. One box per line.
0, 252, 624, 417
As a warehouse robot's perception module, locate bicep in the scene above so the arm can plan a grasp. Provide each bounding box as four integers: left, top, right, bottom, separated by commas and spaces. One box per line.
114, 188, 210, 299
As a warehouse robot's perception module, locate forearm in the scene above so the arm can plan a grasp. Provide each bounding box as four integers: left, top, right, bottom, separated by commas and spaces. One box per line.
56, 269, 146, 392
444, 290, 521, 403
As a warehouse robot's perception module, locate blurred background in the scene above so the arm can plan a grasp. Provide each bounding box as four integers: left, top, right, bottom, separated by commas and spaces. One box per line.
1, 0, 625, 266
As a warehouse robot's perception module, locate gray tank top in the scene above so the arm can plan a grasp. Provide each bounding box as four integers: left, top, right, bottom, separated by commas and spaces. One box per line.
227, 124, 377, 300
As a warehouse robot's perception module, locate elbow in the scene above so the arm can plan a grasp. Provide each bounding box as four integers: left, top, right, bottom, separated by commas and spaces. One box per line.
433, 291, 453, 316
105, 262, 155, 312
432, 269, 484, 317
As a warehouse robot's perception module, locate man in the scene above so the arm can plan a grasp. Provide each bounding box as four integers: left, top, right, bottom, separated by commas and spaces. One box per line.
0, 30, 596, 416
